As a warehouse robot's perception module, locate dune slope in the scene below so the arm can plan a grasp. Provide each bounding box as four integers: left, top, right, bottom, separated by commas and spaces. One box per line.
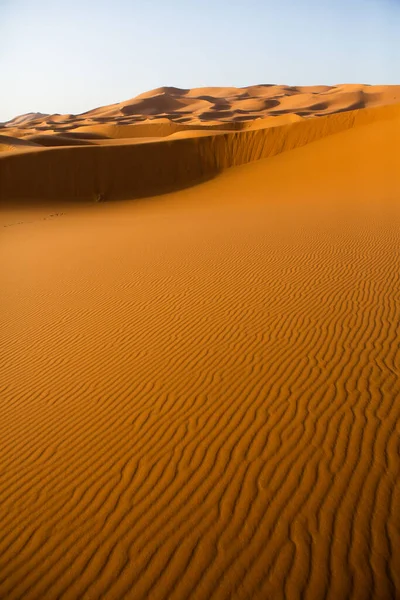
1, 102, 399, 202
0, 113, 399, 599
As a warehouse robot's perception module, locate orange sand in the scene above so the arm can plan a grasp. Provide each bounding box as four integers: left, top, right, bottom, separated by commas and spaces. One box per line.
0, 87, 400, 599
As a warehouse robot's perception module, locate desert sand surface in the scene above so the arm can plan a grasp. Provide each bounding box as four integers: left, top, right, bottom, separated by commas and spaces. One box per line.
1, 87, 400, 599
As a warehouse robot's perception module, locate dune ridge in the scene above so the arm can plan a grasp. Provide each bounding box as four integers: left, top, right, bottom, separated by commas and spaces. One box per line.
1, 101, 400, 202
1, 84, 399, 204
0, 111, 399, 599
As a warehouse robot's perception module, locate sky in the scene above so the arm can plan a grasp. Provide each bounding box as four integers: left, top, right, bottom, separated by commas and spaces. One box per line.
0, 0, 399, 122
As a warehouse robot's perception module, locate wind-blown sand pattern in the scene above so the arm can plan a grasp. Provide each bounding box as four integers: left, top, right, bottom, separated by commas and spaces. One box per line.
1, 86, 400, 599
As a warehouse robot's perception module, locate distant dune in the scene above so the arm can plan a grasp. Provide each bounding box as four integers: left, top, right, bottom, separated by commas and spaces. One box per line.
1, 84, 400, 203
2, 84, 400, 135
1, 85, 400, 599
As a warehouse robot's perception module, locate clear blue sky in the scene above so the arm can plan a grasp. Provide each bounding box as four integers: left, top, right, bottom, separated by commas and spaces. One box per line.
1, 0, 399, 121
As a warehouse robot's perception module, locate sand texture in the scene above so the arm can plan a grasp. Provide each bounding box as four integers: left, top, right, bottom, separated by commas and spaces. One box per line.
1, 86, 400, 599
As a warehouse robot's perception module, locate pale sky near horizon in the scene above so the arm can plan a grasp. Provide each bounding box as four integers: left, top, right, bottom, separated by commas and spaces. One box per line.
0, 0, 399, 122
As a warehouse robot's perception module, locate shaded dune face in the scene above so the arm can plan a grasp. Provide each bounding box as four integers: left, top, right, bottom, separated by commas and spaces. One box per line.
0, 113, 399, 600
1, 101, 399, 203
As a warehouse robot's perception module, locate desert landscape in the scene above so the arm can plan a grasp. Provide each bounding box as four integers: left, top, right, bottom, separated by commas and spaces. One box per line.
1, 84, 400, 599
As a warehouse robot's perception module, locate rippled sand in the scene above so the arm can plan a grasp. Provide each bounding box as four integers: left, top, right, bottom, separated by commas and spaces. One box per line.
1, 92, 399, 599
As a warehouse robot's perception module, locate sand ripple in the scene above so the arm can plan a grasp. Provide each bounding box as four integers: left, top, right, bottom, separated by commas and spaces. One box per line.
0, 113, 399, 598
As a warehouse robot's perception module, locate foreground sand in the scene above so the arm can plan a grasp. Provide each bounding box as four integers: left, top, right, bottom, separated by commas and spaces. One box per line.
1, 106, 400, 598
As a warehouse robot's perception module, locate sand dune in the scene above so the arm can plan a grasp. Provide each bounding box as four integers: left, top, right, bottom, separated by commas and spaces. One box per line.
1, 84, 399, 206
1, 101, 399, 202
0, 134, 41, 153
1, 93, 399, 599
1, 84, 399, 148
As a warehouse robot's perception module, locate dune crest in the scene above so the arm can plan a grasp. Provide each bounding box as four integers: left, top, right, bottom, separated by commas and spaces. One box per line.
1, 84, 399, 205
1, 101, 399, 202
